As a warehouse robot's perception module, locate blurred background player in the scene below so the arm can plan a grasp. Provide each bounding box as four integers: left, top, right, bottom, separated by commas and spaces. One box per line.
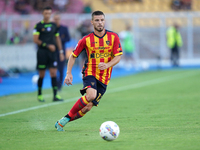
33, 6, 64, 102
55, 10, 123, 131
53, 13, 71, 91
166, 23, 183, 67
119, 24, 135, 69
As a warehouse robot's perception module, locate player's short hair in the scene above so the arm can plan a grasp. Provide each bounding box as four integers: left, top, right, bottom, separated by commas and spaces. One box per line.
43, 6, 52, 12
92, 11, 105, 20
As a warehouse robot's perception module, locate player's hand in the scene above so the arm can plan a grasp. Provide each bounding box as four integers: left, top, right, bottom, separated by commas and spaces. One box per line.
48, 44, 56, 52
64, 73, 73, 86
98, 62, 108, 70
59, 53, 65, 61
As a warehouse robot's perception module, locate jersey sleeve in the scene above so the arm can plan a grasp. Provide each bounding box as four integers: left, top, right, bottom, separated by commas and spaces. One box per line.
33, 24, 40, 35
113, 34, 123, 56
72, 38, 86, 58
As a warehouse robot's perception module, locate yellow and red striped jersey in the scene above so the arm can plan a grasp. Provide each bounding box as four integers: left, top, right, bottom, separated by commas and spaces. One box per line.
72, 30, 123, 85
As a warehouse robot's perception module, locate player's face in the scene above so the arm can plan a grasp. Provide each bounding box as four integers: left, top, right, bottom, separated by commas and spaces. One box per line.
43, 9, 52, 21
91, 15, 105, 32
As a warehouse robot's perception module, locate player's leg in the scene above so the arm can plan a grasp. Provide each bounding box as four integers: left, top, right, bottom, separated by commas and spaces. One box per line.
56, 87, 97, 131
55, 103, 93, 130
170, 48, 175, 66
55, 76, 97, 131
37, 70, 46, 102
174, 47, 179, 66
68, 81, 106, 122
55, 78, 107, 131
49, 67, 63, 101
69, 102, 94, 122
37, 49, 47, 102
68, 87, 97, 122
49, 51, 63, 101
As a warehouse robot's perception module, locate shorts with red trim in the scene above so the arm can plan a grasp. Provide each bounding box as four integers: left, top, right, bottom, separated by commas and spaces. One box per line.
80, 75, 107, 106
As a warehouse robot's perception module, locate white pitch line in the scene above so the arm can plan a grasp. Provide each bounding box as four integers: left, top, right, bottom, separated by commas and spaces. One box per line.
107, 71, 196, 94
0, 97, 80, 117
0, 71, 197, 117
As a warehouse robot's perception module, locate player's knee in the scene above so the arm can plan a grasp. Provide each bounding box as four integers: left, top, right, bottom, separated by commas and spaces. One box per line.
86, 89, 97, 101
39, 70, 45, 77
49, 68, 57, 77
86, 94, 96, 101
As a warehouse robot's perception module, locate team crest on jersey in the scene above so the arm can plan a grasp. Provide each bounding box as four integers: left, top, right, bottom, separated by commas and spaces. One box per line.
106, 41, 110, 45
47, 27, 51, 31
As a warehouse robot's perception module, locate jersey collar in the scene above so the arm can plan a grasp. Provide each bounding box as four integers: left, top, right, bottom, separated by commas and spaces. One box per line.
93, 29, 107, 38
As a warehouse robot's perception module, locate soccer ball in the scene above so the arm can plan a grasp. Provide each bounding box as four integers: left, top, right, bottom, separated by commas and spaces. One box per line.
99, 121, 120, 141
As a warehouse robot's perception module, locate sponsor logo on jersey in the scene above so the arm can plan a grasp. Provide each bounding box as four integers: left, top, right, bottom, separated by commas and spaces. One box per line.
93, 46, 110, 50
90, 52, 112, 59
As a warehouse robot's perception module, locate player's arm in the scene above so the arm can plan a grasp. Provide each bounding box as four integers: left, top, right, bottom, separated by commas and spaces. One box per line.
64, 54, 76, 85
55, 36, 64, 61
98, 55, 121, 70
33, 34, 55, 52
64, 38, 86, 85
33, 24, 55, 52
33, 34, 42, 46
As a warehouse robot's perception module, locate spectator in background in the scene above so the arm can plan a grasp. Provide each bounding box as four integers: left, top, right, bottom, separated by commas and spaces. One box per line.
53, 13, 71, 91
181, 0, 192, 10
34, 0, 54, 12
166, 23, 183, 67
77, 20, 92, 69
6, 30, 23, 45
119, 25, 135, 69
171, 0, 182, 11
53, 0, 69, 12
83, 2, 92, 13
14, 0, 29, 14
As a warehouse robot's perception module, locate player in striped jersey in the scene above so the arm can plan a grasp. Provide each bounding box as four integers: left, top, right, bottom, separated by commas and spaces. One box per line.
55, 10, 123, 131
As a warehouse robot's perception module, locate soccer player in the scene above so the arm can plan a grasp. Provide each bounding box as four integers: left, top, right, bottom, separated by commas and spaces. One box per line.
55, 10, 123, 131
33, 6, 65, 102
53, 13, 71, 91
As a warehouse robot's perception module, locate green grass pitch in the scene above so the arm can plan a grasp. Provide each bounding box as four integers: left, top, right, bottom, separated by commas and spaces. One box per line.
0, 69, 200, 150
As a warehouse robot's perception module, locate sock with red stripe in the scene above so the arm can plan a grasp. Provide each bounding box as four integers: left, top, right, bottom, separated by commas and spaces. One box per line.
69, 110, 86, 122
65, 96, 89, 118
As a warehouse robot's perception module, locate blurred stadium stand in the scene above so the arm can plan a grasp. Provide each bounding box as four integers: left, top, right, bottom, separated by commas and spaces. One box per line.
0, 0, 200, 72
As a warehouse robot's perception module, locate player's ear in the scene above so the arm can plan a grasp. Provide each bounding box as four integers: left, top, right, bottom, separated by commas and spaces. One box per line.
91, 20, 93, 25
